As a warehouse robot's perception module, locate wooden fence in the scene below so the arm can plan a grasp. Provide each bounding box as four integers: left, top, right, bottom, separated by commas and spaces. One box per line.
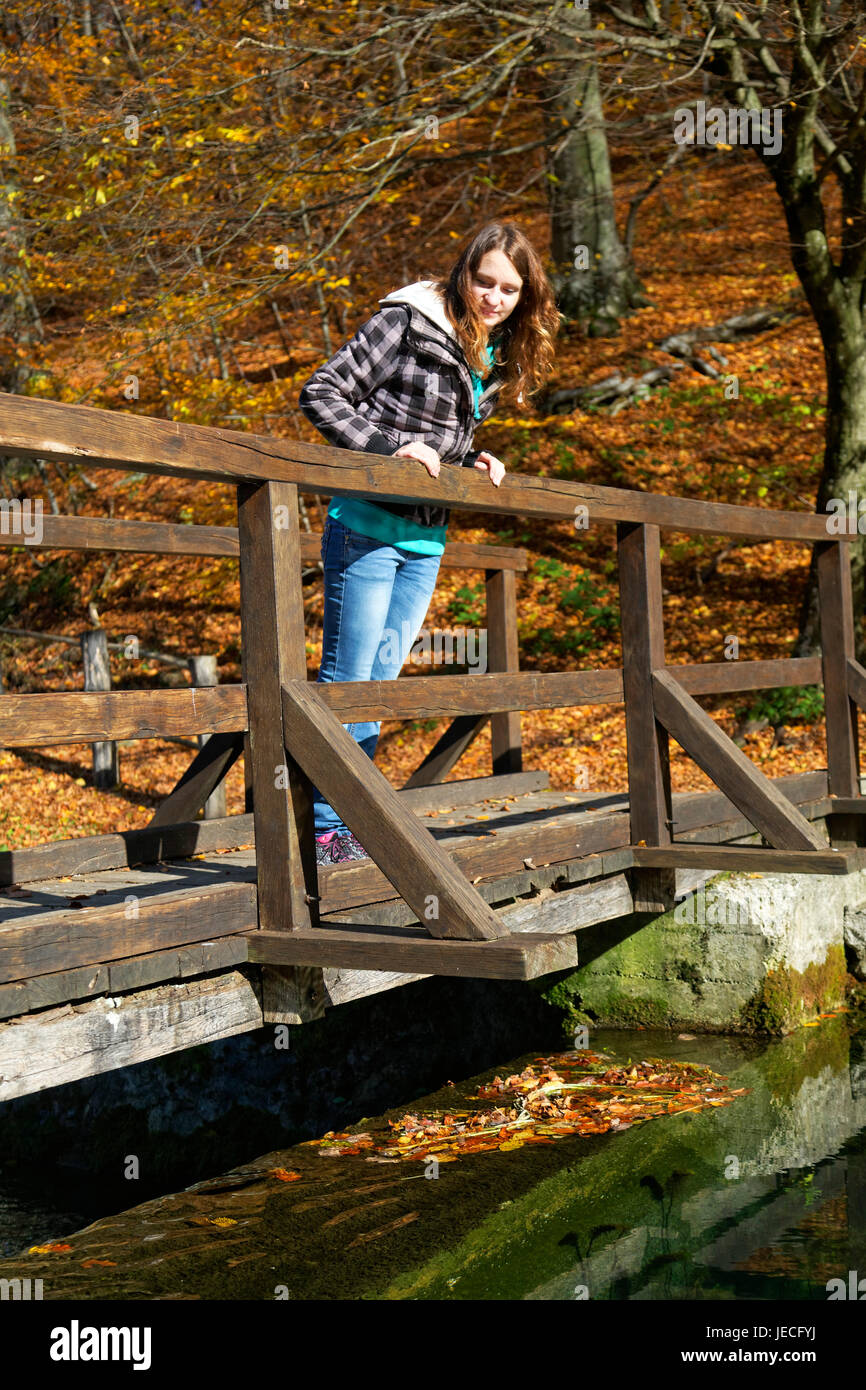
0, 392, 863, 979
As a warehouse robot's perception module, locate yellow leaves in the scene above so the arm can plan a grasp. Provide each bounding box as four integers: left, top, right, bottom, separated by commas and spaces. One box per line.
216, 126, 261, 144
29, 1242, 72, 1254
188, 1215, 238, 1228
94, 188, 106, 206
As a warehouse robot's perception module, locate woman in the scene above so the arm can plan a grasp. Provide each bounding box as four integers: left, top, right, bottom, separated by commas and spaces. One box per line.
298, 219, 558, 865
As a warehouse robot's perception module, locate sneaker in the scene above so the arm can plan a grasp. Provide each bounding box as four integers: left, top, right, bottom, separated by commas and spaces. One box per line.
315, 832, 342, 865
315, 832, 368, 865
340, 832, 370, 861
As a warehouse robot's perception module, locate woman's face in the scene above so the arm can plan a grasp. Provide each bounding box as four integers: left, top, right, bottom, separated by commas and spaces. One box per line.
469, 249, 523, 329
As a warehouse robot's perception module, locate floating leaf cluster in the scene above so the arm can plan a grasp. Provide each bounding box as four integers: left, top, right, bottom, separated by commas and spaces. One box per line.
304, 1051, 747, 1165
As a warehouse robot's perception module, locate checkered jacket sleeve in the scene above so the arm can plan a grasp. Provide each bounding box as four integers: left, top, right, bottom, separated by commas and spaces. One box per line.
298, 306, 409, 457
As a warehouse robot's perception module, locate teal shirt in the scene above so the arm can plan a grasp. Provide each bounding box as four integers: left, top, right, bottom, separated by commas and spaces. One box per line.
329, 345, 496, 554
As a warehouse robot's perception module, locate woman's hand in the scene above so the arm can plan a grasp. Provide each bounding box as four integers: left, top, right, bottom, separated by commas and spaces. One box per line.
392, 441, 441, 478
473, 450, 506, 487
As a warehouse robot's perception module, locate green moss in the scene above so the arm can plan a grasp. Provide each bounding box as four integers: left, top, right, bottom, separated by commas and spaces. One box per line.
539, 977, 591, 1033
591, 992, 673, 1027
675, 960, 705, 995
738, 944, 847, 1036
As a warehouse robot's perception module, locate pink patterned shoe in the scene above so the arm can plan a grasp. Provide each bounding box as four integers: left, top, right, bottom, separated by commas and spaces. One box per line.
340, 832, 370, 861
315, 832, 343, 865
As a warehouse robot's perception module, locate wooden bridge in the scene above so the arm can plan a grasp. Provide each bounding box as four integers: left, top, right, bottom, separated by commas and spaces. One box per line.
0, 393, 864, 1098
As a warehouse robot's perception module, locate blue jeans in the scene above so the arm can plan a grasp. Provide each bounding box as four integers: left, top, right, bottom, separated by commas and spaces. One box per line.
311, 517, 442, 836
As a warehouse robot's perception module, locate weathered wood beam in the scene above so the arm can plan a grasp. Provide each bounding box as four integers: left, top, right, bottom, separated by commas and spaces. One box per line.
318, 669, 625, 721
0, 813, 255, 885
0, 882, 258, 985
817, 542, 860, 797
486, 567, 522, 775
632, 844, 850, 875
651, 668, 826, 851
827, 796, 866, 815
670, 656, 823, 695
313, 803, 632, 913
246, 925, 578, 981
0, 392, 842, 540
402, 714, 490, 788
281, 680, 508, 941
847, 658, 866, 715
0, 685, 247, 747
0, 769, 827, 891
148, 730, 245, 828
399, 769, 549, 808
0, 511, 528, 572
618, 522, 675, 912
0, 936, 250, 1021
238, 480, 322, 1023
237, 481, 318, 938
0, 972, 263, 1101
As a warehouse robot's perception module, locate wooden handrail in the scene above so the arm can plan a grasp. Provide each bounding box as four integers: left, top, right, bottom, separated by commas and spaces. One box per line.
0, 512, 529, 571
0, 686, 247, 746
0, 391, 850, 541
0, 660, 826, 748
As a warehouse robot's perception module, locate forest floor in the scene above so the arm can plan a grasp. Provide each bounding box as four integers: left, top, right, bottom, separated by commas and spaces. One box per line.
1, 153, 857, 851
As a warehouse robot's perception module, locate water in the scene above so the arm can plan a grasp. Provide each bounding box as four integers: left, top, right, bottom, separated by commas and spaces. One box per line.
2, 1018, 865, 1299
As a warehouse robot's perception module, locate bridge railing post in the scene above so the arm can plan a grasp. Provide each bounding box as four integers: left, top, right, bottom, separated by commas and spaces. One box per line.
485, 566, 522, 776
617, 521, 676, 912
237, 479, 324, 1021
817, 537, 862, 846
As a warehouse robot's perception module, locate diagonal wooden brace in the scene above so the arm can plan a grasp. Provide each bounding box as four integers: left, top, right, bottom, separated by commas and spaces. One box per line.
847, 657, 866, 716
281, 680, 508, 941
148, 730, 245, 828
652, 669, 825, 851
402, 713, 489, 789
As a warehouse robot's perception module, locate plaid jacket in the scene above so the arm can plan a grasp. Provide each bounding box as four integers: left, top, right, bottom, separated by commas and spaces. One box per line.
298, 284, 504, 527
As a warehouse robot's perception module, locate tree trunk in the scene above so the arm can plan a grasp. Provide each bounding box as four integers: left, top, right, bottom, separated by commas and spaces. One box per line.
0, 78, 42, 393
795, 317, 866, 661
541, 11, 648, 334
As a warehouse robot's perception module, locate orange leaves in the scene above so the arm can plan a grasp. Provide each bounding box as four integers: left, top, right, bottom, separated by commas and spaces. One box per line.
310, 1131, 375, 1158
301, 1050, 747, 1169
29, 1242, 73, 1254
81, 1257, 117, 1268
269, 1168, 302, 1182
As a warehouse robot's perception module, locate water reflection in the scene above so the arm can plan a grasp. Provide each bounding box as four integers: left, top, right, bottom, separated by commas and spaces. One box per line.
1, 1021, 865, 1300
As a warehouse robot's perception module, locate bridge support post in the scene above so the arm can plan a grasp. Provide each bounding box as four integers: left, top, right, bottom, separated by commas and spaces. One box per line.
817, 540, 862, 848
486, 567, 522, 775
237, 480, 324, 1023
617, 521, 676, 912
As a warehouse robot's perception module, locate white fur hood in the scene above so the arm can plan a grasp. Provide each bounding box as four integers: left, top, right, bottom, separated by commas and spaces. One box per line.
378, 280, 455, 340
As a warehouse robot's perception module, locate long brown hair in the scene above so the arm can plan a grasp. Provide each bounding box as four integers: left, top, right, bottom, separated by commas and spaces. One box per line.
433, 221, 559, 407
